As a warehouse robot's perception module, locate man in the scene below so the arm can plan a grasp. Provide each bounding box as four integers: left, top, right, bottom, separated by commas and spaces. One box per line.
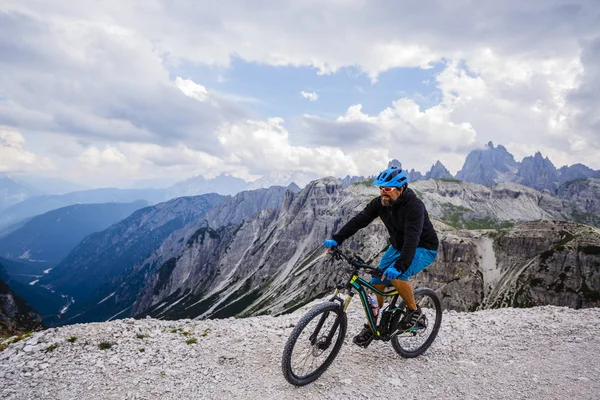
323, 166, 439, 347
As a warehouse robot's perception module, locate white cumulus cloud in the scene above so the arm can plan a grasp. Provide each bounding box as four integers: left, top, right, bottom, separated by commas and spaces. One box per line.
300, 91, 319, 101
0, 125, 53, 172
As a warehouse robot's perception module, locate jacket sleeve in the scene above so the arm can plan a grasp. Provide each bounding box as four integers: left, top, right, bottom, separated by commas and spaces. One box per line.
332, 197, 380, 245
395, 201, 424, 271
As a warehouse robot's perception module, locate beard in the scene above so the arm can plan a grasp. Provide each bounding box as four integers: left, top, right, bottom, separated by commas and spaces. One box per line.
380, 195, 397, 207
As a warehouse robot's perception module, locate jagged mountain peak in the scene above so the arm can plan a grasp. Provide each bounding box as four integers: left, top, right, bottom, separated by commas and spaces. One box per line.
516, 152, 559, 192
387, 159, 402, 169
425, 160, 453, 180
456, 142, 519, 185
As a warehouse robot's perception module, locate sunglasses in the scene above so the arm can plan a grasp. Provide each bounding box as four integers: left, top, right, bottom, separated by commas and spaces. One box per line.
379, 187, 396, 193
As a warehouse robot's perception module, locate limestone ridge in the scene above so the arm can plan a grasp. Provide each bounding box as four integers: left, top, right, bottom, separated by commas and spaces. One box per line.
131, 178, 385, 319
129, 178, 599, 321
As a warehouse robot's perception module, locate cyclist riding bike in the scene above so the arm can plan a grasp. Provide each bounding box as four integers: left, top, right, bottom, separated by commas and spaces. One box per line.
324, 166, 439, 347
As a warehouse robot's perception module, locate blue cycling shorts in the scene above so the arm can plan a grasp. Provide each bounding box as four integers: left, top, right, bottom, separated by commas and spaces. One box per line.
370, 245, 438, 284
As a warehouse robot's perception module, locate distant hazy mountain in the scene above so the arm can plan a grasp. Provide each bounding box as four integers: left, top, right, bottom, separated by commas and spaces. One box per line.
166, 173, 248, 198
247, 172, 317, 190
455, 142, 599, 193
8, 174, 88, 195
0, 188, 166, 231
424, 161, 453, 180
455, 142, 519, 185
387, 159, 426, 182
557, 164, 599, 186
0, 201, 149, 263
0, 175, 42, 210
516, 152, 560, 193
407, 169, 425, 182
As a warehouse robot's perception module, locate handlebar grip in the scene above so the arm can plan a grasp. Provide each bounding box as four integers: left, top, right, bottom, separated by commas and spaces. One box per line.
370, 269, 383, 278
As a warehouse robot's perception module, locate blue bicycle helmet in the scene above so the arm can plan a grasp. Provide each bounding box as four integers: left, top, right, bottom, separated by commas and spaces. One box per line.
373, 166, 409, 188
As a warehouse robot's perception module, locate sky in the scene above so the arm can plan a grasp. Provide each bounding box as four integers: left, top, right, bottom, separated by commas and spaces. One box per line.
1, 0, 599, 188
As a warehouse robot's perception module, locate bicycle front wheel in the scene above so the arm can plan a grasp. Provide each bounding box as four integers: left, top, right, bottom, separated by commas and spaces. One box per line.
391, 287, 442, 358
281, 301, 347, 386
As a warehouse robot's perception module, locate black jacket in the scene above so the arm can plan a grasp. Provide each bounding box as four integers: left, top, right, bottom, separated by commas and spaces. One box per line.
332, 188, 439, 271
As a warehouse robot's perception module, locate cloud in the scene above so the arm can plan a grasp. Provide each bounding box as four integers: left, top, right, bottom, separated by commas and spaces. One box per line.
175, 78, 209, 102
0, 125, 53, 172
1, 0, 600, 184
300, 91, 319, 101
78, 145, 127, 167
0, 10, 248, 156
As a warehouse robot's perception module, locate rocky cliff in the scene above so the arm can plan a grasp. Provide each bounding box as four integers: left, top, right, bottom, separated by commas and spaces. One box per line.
415, 221, 600, 311
0, 265, 42, 336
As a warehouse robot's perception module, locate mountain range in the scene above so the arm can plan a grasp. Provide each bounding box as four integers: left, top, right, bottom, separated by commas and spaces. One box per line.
0, 201, 149, 265
8, 175, 592, 328
2, 142, 597, 232
0, 142, 599, 331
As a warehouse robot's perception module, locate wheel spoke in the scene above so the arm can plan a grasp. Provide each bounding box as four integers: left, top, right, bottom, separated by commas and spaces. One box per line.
281, 302, 347, 386
391, 288, 442, 358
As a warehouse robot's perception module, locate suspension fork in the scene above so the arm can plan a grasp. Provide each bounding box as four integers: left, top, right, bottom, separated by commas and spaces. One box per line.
309, 289, 352, 346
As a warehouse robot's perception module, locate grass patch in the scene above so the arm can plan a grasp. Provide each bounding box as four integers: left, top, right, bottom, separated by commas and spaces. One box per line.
351, 178, 375, 187
185, 338, 197, 345
98, 341, 115, 350
44, 344, 58, 353
66, 336, 77, 343
9, 332, 32, 344
199, 328, 209, 337
139, 348, 145, 352
136, 333, 149, 339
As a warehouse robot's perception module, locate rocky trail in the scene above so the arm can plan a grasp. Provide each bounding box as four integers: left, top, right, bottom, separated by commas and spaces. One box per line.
1, 300, 599, 399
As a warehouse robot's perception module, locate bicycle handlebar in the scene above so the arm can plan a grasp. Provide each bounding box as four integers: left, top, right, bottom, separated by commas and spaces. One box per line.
329, 247, 382, 278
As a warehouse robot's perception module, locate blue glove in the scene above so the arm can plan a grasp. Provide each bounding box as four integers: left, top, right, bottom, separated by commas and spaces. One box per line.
383, 266, 401, 280
323, 239, 338, 249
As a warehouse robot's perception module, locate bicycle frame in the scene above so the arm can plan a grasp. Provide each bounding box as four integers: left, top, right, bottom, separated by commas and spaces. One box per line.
327, 248, 404, 340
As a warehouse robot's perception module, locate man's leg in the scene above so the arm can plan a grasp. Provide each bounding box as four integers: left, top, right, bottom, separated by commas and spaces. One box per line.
372, 283, 387, 308
390, 279, 416, 310
353, 246, 399, 347
392, 248, 438, 330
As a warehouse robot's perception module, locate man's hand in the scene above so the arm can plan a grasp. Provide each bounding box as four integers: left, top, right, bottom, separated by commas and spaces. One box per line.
323, 239, 338, 249
382, 266, 401, 281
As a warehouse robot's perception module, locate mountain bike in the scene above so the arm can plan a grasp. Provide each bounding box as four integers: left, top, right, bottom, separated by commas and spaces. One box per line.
281, 247, 442, 386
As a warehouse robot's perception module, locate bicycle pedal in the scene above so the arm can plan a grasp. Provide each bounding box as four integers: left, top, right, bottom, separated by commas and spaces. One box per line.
352, 336, 374, 348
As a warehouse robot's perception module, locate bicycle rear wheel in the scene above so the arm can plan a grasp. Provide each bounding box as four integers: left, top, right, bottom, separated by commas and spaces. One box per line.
281, 301, 347, 386
390, 287, 442, 358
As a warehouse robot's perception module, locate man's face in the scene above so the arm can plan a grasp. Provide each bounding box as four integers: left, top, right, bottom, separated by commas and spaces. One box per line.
379, 186, 403, 206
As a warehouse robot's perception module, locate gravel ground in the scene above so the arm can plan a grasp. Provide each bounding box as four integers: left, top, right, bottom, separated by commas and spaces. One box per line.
1, 300, 599, 400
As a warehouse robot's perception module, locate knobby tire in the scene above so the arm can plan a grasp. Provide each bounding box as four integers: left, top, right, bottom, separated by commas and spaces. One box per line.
281, 301, 347, 386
